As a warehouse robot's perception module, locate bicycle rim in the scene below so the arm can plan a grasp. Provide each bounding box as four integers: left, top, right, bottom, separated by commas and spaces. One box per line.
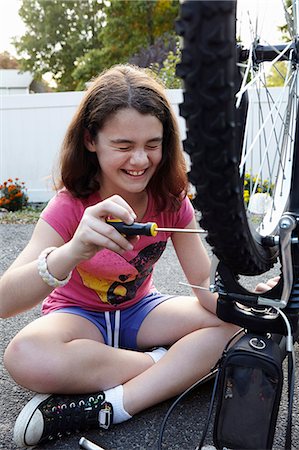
176, 0, 299, 276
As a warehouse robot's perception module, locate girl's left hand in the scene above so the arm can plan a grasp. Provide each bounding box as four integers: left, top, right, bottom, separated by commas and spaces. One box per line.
254, 276, 280, 293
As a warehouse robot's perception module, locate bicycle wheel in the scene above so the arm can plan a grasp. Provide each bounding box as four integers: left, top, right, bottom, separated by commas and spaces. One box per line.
176, 0, 299, 276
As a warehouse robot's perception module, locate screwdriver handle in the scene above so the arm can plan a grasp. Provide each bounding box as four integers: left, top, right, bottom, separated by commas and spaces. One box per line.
106, 219, 158, 237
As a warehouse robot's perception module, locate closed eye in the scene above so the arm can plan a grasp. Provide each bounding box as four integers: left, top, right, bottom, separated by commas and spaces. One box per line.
110, 137, 162, 151
146, 138, 163, 149
146, 144, 160, 149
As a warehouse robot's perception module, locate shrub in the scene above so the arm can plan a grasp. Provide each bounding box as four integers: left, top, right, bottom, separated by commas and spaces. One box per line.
149, 48, 182, 88
0, 178, 28, 211
243, 173, 274, 206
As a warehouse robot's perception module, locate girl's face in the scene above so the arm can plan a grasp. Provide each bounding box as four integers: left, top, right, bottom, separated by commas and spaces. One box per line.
87, 108, 163, 197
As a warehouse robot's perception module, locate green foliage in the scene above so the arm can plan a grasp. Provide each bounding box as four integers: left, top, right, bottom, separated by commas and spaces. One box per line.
265, 0, 291, 87
277, 0, 292, 41
72, 0, 179, 88
129, 32, 177, 68
72, 49, 103, 90
0, 204, 45, 224
0, 51, 20, 69
266, 61, 288, 87
100, 0, 178, 63
243, 173, 274, 206
0, 178, 28, 212
150, 47, 182, 88
15, 0, 179, 91
15, 0, 106, 91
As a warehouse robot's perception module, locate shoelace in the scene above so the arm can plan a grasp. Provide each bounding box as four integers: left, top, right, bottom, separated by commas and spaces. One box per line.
40, 393, 106, 441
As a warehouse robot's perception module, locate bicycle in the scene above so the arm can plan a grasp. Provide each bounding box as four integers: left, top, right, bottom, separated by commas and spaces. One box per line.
158, 1, 299, 449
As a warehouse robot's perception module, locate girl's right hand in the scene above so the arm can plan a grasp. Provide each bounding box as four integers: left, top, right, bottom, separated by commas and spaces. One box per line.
68, 195, 138, 261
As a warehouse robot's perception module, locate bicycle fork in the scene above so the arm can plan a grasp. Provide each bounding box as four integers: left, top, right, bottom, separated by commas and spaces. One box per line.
259, 212, 299, 310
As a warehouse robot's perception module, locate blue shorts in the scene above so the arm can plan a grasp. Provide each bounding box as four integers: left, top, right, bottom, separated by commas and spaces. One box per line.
54, 292, 173, 350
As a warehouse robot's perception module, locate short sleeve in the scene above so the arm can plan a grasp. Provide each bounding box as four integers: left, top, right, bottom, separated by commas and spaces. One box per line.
173, 196, 194, 228
146, 194, 195, 236
40, 191, 84, 242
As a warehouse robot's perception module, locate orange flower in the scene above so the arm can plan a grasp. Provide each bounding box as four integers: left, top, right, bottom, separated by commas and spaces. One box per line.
0, 178, 28, 211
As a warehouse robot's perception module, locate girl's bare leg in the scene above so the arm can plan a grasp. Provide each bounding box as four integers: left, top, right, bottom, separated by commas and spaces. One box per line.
125, 323, 235, 415
4, 313, 155, 393
5, 296, 237, 412
7, 296, 238, 447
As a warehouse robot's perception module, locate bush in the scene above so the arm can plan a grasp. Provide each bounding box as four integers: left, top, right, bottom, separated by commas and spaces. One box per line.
243, 173, 274, 206
149, 48, 182, 88
0, 178, 28, 211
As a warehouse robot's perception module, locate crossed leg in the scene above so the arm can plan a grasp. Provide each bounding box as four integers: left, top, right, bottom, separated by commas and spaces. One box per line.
4, 295, 237, 415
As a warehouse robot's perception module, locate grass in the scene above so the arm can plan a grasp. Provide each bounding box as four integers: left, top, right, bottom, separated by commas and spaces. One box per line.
0, 205, 45, 224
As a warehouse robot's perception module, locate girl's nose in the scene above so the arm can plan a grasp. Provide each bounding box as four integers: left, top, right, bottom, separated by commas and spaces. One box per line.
130, 149, 148, 165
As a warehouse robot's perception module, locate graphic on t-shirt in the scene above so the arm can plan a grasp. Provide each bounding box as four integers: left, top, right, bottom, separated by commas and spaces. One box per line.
77, 241, 167, 306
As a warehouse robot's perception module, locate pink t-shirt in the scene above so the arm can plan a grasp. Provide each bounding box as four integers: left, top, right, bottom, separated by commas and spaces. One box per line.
41, 190, 194, 313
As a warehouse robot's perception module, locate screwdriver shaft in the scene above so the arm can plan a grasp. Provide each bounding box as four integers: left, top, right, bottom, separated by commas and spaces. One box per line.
156, 227, 206, 234
106, 219, 206, 236
79, 437, 106, 450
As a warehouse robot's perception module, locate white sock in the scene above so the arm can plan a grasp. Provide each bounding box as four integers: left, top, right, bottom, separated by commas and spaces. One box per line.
103, 385, 132, 424
145, 346, 168, 363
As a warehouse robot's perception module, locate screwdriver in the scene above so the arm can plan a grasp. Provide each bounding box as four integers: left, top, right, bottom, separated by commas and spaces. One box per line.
106, 219, 206, 237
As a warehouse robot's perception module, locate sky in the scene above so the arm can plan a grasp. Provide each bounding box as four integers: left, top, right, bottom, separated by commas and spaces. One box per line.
0, 0, 287, 57
0, 0, 25, 55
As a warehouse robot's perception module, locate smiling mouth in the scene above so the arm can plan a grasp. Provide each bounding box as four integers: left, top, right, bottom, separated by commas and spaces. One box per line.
123, 169, 147, 177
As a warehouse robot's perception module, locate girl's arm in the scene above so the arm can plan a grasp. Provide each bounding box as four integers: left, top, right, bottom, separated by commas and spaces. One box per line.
0, 195, 137, 318
0, 219, 68, 318
172, 215, 280, 314
171, 215, 218, 314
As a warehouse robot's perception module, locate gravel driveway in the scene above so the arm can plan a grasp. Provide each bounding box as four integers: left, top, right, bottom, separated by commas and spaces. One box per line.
1, 224, 298, 450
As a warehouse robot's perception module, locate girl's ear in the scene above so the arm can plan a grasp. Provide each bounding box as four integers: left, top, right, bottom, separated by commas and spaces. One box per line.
84, 129, 96, 152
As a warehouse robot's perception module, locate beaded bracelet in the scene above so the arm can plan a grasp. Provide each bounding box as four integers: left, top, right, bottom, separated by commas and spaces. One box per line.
37, 247, 72, 288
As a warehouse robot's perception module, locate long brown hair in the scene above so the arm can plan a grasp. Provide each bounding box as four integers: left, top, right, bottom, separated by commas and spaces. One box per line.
56, 64, 188, 210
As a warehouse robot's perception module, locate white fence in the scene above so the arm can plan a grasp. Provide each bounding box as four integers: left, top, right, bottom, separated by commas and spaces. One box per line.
0, 89, 186, 203
0, 87, 288, 203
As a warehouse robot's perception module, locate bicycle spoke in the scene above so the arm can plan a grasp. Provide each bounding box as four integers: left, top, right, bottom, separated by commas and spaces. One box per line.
177, 0, 299, 275
236, 0, 298, 237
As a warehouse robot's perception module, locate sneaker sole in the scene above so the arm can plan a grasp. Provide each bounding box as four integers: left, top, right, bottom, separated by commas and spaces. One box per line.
13, 393, 51, 448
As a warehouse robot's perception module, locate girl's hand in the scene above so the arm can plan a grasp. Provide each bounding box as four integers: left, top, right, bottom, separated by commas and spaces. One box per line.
254, 276, 280, 293
68, 195, 138, 261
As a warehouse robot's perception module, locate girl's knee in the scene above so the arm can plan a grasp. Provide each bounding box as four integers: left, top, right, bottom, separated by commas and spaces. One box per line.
4, 335, 29, 375
220, 321, 241, 340
4, 335, 58, 393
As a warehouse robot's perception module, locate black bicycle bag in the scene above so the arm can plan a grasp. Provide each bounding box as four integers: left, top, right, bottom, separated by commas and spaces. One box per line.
213, 333, 283, 450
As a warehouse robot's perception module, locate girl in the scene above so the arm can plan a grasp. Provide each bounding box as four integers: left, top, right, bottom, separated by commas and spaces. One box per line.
0, 64, 237, 448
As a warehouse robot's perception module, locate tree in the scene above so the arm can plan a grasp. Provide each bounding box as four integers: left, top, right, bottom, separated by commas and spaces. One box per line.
266, 0, 291, 87
15, 0, 179, 91
277, 0, 292, 41
0, 52, 20, 69
150, 48, 182, 89
72, 0, 179, 88
100, 0, 179, 64
129, 33, 177, 69
14, 0, 106, 91
266, 61, 288, 87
